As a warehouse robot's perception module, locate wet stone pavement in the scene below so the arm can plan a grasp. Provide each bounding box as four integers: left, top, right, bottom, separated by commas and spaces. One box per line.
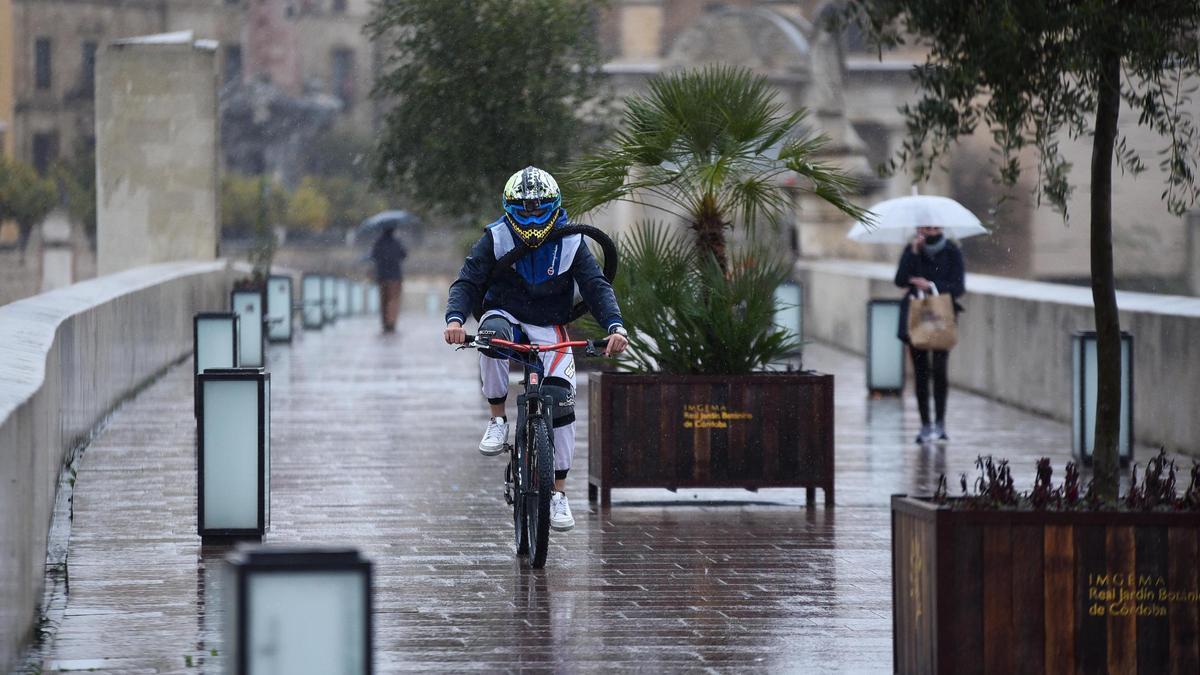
25, 291, 1109, 673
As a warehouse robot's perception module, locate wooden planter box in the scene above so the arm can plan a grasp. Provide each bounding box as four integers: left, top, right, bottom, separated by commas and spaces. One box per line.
892, 495, 1200, 674
587, 371, 834, 507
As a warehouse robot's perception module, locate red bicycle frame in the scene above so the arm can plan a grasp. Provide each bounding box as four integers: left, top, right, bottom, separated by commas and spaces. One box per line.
486, 337, 590, 354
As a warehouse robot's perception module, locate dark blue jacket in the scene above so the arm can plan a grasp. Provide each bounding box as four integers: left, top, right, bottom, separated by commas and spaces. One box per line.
445, 216, 624, 331
371, 234, 408, 281
893, 242, 965, 343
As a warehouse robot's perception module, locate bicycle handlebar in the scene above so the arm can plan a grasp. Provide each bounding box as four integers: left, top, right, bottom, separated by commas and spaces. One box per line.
461, 334, 610, 356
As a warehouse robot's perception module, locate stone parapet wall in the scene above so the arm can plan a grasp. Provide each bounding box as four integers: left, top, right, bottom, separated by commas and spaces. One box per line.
795, 259, 1200, 456
0, 261, 236, 671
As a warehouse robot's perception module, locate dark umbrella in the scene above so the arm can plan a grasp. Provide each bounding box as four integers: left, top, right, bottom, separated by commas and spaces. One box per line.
354, 210, 423, 245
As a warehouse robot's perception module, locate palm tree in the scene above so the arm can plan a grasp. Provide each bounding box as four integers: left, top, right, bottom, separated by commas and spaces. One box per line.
562, 65, 867, 273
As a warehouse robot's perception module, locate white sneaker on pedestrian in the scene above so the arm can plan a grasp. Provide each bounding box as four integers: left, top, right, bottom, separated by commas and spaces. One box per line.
550, 491, 575, 531
934, 423, 949, 444
915, 424, 935, 444
479, 417, 508, 456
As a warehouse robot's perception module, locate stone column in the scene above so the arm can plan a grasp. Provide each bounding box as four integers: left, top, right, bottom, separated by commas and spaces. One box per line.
95, 32, 219, 276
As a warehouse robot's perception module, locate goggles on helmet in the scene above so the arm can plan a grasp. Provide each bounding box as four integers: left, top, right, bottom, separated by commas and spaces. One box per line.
504, 196, 561, 227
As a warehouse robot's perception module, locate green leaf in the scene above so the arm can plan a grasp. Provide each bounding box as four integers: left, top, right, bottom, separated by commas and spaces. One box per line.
591, 222, 800, 374
563, 64, 867, 269
368, 0, 611, 223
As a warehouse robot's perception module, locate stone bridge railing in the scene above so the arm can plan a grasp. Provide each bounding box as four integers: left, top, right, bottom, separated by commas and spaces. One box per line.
0, 261, 238, 670
795, 259, 1200, 458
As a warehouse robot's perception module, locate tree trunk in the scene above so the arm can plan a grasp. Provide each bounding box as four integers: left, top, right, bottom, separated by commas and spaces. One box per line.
1089, 52, 1123, 503
693, 192, 729, 274
17, 220, 33, 266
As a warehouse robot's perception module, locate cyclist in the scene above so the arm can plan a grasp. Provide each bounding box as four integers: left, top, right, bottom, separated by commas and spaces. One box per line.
443, 166, 628, 532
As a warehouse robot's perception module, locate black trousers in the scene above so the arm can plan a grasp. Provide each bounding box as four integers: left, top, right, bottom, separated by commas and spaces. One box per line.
909, 345, 949, 425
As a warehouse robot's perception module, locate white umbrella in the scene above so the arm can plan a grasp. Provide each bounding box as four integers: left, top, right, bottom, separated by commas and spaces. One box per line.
847, 195, 988, 244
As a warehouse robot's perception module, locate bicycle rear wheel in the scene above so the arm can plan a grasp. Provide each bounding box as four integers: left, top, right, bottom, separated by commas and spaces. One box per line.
525, 417, 554, 568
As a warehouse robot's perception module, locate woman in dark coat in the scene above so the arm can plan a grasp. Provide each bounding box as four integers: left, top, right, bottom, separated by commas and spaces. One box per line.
894, 225, 965, 444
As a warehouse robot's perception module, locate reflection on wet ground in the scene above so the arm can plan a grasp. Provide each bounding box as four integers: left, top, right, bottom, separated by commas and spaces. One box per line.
26, 306, 1107, 673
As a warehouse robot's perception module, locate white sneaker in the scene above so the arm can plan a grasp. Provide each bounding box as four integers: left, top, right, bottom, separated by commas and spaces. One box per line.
479, 417, 508, 456
550, 491, 575, 531
915, 424, 935, 444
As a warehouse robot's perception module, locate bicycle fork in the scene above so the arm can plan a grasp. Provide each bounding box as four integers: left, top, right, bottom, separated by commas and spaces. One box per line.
504, 390, 546, 506
503, 449, 515, 505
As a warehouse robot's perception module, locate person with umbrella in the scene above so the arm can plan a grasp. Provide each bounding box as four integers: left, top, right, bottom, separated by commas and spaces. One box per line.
894, 225, 965, 444
371, 223, 408, 332
849, 192, 978, 445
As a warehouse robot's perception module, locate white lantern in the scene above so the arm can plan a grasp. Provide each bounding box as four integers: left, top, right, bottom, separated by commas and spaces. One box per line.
322, 276, 337, 325
351, 282, 366, 315
366, 285, 380, 315
337, 278, 351, 318
198, 368, 270, 537
773, 280, 803, 353
302, 274, 324, 329
224, 547, 373, 675
1072, 330, 1134, 465
231, 289, 265, 368
867, 299, 905, 394
194, 312, 239, 418
194, 312, 239, 376
265, 275, 293, 343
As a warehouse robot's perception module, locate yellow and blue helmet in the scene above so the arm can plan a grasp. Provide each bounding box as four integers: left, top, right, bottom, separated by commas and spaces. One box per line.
502, 166, 562, 248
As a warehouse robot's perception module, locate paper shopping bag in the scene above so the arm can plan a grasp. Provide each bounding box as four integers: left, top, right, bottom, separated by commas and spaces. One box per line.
908, 290, 957, 351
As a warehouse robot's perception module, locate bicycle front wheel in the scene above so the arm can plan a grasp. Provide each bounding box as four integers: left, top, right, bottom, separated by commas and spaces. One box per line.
511, 455, 529, 556
525, 417, 554, 568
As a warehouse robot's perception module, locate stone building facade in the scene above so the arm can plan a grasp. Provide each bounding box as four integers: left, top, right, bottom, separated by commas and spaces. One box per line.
0, 0, 14, 158
8, 0, 377, 175
3, 0, 1196, 299
593, 1, 932, 264
1, 0, 378, 305
597, 0, 1200, 294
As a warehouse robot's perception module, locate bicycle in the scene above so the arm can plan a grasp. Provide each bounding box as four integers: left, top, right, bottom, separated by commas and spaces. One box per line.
457, 332, 610, 568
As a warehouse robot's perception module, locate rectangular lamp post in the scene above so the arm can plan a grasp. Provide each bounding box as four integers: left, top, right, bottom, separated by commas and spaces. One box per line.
194, 312, 239, 418
773, 280, 803, 354
265, 275, 293, 343
224, 546, 373, 675
366, 285, 380, 315
337, 278, 350, 318
351, 282, 366, 315
322, 276, 337, 325
198, 368, 270, 538
231, 289, 266, 368
302, 274, 323, 330
867, 299, 905, 394
1072, 330, 1134, 466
